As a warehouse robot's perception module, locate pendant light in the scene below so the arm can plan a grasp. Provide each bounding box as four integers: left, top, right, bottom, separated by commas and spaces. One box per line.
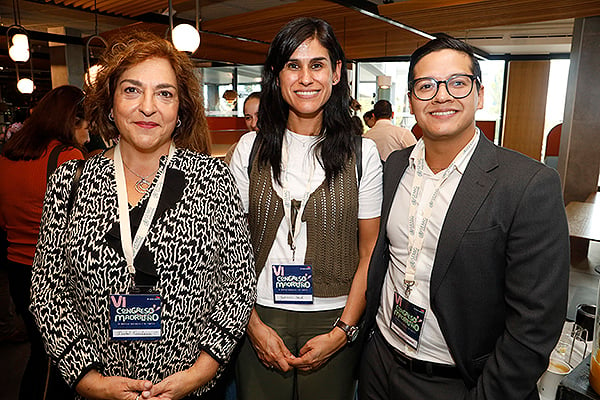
84, 0, 107, 86
7, 0, 30, 63
168, 0, 201, 53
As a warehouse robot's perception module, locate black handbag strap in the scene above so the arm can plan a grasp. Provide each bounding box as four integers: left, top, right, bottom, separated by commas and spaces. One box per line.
46, 144, 68, 181
67, 160, 85, 217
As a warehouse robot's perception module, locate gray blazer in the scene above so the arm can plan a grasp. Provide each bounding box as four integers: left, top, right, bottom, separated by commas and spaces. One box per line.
363, 134, 570, 400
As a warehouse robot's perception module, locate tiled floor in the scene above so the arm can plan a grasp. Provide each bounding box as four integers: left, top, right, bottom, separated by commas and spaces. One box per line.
1, 243, 599, 400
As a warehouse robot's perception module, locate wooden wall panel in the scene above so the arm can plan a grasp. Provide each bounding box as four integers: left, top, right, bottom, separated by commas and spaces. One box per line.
502, 60, 550, 160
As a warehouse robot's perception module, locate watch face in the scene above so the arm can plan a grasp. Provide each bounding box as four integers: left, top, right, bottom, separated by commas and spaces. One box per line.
348, 326, 359, 343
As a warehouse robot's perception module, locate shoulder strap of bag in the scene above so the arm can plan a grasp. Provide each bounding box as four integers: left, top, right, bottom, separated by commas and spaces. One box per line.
46, 144, 68, 181
67, 160, 85, 217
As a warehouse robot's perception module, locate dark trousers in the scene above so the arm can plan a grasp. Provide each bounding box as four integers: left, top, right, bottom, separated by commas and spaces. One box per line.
236, 305, 361, 400
6, 260, 75, 400
359, 328, 468, 400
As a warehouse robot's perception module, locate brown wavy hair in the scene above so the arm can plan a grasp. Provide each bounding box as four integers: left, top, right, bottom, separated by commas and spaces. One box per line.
85, 31, 210, 154
2, 85, 85, 161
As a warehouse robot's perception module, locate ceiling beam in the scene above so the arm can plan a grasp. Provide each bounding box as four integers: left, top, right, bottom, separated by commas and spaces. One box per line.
325, 0, 436, 40
327, 0, 489, 59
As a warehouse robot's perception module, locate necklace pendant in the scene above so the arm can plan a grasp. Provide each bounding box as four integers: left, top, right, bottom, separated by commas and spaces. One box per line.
135, 178, 151, 194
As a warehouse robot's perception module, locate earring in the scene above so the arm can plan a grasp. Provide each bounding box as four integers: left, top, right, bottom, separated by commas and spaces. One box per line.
108, 110, 114, 122
176, 118, 182, 128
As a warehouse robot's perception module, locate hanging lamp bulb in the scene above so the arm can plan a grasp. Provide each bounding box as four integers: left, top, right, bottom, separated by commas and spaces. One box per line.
17, 78, 34, 94
172, 24, 200, 53
9, 44, 29, 62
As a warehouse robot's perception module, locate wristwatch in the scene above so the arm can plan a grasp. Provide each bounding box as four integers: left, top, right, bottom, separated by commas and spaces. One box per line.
333, 318, 359, 343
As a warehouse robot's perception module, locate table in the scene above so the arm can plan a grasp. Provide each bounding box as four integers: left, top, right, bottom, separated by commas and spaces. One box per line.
565, 200, 600, 263
558, 354, 600, 400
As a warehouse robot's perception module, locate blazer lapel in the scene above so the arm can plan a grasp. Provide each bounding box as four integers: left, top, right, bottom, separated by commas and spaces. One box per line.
430, 135, 498, 297
380, 150, 410, 232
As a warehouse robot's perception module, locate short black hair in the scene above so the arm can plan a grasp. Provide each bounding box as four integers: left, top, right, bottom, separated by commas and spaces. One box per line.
373, 100, 393, 119
363, 110, 374, 119
408, 37, 481, 92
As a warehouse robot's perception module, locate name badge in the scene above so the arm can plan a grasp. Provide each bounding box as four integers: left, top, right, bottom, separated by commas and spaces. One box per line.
109, 294, 161, 341
272, 264, 313, 304
390, 291, 426, 351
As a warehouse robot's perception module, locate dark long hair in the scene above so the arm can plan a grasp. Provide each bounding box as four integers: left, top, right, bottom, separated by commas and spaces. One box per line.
2, 85, 84, 161
257, 17, 359, 184
85, 31, 210, 154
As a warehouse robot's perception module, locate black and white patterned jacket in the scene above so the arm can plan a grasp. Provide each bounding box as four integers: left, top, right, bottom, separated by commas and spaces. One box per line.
31, 148, 256, 396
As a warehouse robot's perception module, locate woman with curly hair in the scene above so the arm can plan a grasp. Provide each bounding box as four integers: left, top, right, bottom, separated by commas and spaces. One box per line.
30, 32, 256, 400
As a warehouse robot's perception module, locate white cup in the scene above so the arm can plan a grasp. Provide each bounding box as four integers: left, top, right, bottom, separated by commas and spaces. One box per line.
537, 358, 573, 400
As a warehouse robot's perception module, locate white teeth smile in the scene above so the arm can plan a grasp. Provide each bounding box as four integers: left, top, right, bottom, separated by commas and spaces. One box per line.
296, 91, 318, 95
431, 111, 457, 116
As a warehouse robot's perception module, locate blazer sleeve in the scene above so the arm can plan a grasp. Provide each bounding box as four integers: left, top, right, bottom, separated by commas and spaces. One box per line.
468, 166, 570, 400
197, 161, 257, 363
30, 161, 102, 387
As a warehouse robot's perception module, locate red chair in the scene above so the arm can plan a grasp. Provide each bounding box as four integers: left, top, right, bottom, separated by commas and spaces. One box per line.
545, 123, 562, 157
411, 123, 423, 139
544, 123, 562, 168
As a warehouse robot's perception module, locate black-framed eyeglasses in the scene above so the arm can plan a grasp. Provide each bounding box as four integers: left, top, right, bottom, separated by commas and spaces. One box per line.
409, 74, 480, 101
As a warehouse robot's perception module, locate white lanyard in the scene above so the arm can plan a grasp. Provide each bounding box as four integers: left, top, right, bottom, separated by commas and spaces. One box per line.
114, 141, 175, 281
404, 134, 477, 297
280, 134, 315, 262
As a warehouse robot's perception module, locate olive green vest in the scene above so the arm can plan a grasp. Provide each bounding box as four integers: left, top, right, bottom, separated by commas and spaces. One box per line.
248, 152, 360, 297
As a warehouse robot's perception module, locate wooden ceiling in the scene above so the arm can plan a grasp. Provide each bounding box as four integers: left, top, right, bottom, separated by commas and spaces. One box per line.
19, 0, 600, 63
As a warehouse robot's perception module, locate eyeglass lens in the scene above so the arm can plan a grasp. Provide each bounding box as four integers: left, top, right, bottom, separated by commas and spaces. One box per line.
413, 75, 474, 101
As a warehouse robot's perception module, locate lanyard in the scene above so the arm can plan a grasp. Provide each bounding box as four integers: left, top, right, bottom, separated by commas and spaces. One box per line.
280, 134, 315, 262
404, 134, 478, 298
114, 141, 175, 285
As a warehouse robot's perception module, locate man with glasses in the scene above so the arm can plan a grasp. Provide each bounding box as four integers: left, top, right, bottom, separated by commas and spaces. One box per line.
359, 37, 569, 400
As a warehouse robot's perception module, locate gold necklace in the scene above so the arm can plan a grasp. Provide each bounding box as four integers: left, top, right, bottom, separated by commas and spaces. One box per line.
122, 161, 158, 194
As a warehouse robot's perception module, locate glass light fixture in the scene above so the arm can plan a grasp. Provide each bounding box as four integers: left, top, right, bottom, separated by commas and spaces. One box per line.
222, 89, 238, 108
377, 75, 392, 89
84, 0, 107, 87
9, 44, 29, 62
17, 78, 34, 94
7, 27, 30, 62
84, 64, 103, 86
172, 24, 200, 53
12, 33, 28, 48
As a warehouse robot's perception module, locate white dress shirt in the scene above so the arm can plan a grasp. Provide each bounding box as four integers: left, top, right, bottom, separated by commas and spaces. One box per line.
376, 131, 479, 364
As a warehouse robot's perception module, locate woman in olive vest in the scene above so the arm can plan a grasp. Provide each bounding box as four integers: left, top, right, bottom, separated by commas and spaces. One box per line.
229, 17, 383, 400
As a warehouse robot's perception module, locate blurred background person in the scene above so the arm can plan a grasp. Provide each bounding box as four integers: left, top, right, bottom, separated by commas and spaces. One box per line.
0, 84, 86, 400
243, 92, 261, 132
31, 32, 255, 400
224, 92, 261, 165
364, 100, 416, 163
229, 17, 382, 400
363, 109, 375, 129
351, 116, 365, 135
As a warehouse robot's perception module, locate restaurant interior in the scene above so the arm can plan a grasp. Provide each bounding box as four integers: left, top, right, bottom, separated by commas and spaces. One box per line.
1, 0, 600, 399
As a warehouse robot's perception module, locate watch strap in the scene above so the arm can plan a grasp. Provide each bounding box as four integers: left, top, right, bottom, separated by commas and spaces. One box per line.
334, 317, 359, 343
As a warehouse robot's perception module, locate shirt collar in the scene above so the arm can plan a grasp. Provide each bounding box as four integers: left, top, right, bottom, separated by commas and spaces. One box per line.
409, 128, 480, 175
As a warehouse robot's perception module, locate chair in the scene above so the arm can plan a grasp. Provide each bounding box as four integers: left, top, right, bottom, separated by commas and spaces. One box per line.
544, 123, 562, 169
